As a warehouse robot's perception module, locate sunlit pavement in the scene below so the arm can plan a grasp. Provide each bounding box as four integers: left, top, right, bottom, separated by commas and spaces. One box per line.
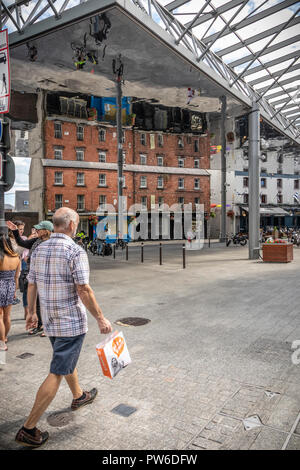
1, 243, 299, 450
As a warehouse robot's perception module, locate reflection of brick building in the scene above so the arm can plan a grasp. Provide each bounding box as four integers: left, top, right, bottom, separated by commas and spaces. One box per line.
30, 92, 211, 238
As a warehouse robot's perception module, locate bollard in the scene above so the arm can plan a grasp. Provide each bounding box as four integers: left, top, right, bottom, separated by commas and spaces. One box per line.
209, 237, 211, 248
183, 244, 186, 269
113, 244, 116, 259
126, 244, 128, 261
141, 242, 144, 263
159, 243, 162, 265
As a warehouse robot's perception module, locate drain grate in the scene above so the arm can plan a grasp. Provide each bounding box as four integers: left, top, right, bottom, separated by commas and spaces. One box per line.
17, 353, 34, 359
111, 404, 137, 417
115, 317, 151, 327
47, 412, 74, 427
243, 415, 263, 431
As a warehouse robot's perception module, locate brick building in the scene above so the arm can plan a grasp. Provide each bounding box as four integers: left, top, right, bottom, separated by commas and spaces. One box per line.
29, 92, 211, 239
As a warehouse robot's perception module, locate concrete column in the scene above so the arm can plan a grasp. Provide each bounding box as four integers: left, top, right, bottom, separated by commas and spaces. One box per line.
220, 96, 227, 242
248, 100, 260, 259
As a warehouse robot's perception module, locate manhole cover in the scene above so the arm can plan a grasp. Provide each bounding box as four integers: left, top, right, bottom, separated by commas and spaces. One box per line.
47, 412, 73, 427
111, 404, 137, 417
115, 317, 151, 327
17, 353, 34, 359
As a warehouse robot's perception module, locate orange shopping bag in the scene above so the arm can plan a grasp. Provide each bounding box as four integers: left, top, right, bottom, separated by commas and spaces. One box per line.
96, 331, 131, 379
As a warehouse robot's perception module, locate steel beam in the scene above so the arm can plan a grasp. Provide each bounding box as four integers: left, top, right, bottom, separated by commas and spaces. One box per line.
201, 0, 299, 45
248, 63, 300, 86
248, 100, 260, 260
220, 95, 227, 243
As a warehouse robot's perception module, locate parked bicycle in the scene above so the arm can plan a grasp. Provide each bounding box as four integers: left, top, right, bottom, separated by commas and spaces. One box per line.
226, 233, 247, 247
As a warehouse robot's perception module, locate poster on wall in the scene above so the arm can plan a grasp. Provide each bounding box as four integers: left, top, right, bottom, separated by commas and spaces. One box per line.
0, 29, 10, 114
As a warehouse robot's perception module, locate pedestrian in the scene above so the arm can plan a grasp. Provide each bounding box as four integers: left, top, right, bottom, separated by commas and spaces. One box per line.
0, 235, 21, 350
8, 220, 26, 306
6, 220, 53, 337
96, 224, 107, 255
15, 207, 112, 448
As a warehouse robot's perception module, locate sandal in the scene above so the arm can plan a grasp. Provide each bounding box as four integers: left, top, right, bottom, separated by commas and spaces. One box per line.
29, 327, 43, 336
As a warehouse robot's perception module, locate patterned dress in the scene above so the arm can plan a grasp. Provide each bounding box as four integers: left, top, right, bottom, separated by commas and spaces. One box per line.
0, 270, 16, 307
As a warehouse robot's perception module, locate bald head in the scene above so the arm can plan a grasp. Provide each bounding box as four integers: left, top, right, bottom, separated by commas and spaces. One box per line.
53, 207, 79, 236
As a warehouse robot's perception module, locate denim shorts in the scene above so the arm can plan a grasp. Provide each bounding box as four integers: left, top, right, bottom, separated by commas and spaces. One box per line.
49, 334, 86, 376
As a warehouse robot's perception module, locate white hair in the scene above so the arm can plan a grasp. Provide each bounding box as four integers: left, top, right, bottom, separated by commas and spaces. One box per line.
53, 207, 78, 229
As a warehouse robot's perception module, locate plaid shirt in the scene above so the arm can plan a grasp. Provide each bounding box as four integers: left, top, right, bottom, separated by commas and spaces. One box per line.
28, 233, 90, 337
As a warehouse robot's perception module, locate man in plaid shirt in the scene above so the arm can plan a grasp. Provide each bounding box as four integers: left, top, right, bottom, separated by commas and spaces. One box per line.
15, 207, 112, 448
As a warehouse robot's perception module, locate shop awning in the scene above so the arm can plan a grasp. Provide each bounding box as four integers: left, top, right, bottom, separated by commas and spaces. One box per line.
242, 207, 291, 216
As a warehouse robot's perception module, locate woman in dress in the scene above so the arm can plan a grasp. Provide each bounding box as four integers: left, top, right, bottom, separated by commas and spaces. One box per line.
0, 235, 21, 351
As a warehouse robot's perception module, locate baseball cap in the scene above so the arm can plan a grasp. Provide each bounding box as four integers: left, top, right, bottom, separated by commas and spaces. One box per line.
34, 220, 54, 232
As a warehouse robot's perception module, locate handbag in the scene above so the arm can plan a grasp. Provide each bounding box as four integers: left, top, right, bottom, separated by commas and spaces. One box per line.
96, 331, 131, 379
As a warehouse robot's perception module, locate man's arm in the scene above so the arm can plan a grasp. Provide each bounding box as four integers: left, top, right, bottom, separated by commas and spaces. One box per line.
26, 282, 38, 330
76, 284, 112, 334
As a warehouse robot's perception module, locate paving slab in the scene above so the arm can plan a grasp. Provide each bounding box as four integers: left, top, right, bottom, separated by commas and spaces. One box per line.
0, 243, 300, 450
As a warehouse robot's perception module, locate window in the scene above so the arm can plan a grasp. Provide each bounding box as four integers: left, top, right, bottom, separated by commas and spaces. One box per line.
261, 168, 267, 174
141, 196, 147, 209
77, 125, 84, 141
243, 194, 248, 204
178, 137, 184, 149
140, 176, 147, 188
54, 122, 62, 139
140, 133, 146, 146
55, 194, 63, 209
122, 151, 126, 164
243, 167, 248, 173
194, 159, 200, 168
277, 194, 283, 203
98, 128, 106, 142
243, 177, 248, 188
178, 157, 185, 168
122, 176, 126, 188
54, 148, 63, 160
261, 178, 267, 188
194, 178, 200, 190
157, 155, 164, 166
186, 135, 192, 144
277, 168, 282, 174
194, 197, 200, 205
277, 179, 282, 188
178, 178, 184, 189
54, 172, 63, 185
178, 197, 184, 207
77, 195, 85, 211
194, 140, 199, 152
158, 134, 163, 147
158, 196, 164, 209
261, 194, 267, 204
140, 154, 147, 165
99, 195, 106, 208
99, 174, 106, 187
76, 172, 85, 186
98, 151, 106, 163
76, 150, 84, 161
157, 176, 164, 189
294, 179, 299, 190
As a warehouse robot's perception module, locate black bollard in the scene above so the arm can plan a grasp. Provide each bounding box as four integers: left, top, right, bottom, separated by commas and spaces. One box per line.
126, 244, 128, 261
209, 237, 211, 248
159, 243, 162, 265
183, 244, 186, 269
113, 244, 116, 259
141, 242, 144, 263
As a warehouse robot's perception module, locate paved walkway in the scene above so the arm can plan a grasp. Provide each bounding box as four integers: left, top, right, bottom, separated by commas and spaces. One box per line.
0, 244, 299, 450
